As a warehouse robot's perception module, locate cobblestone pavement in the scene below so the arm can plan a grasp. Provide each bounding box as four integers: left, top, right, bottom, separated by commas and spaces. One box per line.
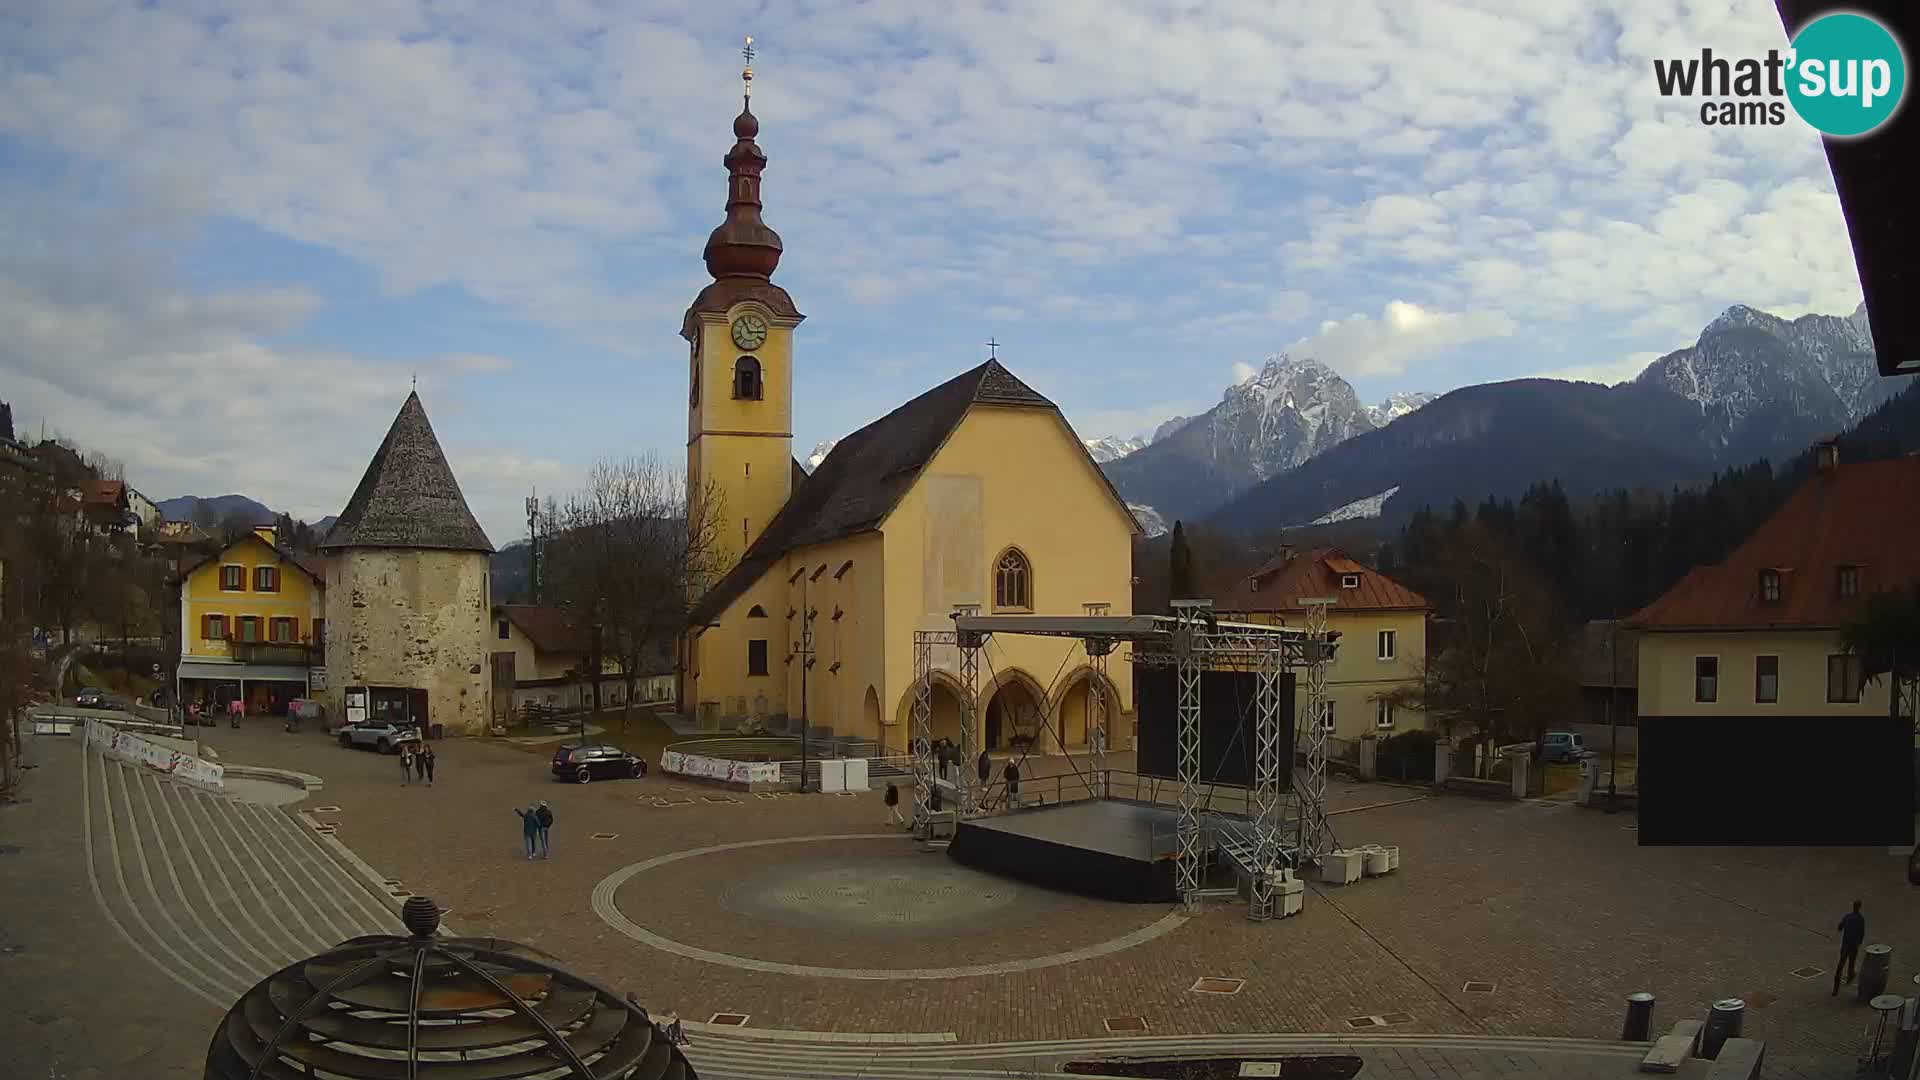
57, 723, 1912, 1078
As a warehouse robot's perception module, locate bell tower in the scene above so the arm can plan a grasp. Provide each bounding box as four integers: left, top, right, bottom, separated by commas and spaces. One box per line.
683, 35, 804, 568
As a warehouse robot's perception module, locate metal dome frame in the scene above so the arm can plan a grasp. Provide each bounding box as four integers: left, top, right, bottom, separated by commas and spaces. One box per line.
204, 897, 695, 1080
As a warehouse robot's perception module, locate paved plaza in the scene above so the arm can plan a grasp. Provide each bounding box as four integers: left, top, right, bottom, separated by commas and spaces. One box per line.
2, 722, 1911, 1078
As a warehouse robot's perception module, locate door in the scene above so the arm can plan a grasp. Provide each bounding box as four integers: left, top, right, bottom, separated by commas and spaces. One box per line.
986, 700, 1002, 749
408, 688, 430, 735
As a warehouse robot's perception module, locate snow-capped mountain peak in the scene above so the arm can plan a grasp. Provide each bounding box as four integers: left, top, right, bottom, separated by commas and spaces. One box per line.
1083, 436, 1148, 464
1367, 391, 1437, 427
802, 439, 837, 473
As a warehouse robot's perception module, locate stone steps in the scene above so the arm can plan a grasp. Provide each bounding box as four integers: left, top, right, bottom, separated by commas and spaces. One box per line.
82, 746, 402, 1007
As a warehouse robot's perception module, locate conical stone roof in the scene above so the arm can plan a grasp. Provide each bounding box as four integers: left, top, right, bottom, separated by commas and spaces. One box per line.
320, 392, 495, 553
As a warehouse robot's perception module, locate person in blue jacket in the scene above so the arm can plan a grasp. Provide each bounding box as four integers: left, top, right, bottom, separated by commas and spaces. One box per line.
514, 805, 540, 860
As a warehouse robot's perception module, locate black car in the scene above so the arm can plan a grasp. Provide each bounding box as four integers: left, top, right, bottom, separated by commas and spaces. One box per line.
551, 744, 648, 783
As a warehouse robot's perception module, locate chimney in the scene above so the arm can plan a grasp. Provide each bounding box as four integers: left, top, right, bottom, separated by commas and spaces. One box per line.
1815, 439, 1840, 475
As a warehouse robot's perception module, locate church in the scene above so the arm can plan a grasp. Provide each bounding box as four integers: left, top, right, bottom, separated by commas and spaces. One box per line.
679, 57, 1139, 756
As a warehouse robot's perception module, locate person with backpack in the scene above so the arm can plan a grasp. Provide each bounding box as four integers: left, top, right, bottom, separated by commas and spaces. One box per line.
535, 801, 553, 858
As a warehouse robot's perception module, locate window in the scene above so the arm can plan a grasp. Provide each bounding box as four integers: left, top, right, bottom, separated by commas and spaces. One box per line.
254, 565, 280, 592
733, 356, 763, 400
1758, 569, 1780, 603
747, 639, 769, 677
1828, 654, 1862, 703
498, 619, 510, 640
1693, 657, 1718, 703
1377, 629, 1396, 660
237, 616, 261, 643
993, 548, 1032, 610
220, 565, 245, 591
1375, 698, 1395, 730
1755, 655, 1779, 704
1341, 573, 1360, 589
202, 614, 228, 641
747, 605, 768, 618
1837, 565, 1860, 598
1321, 700, 1337, 732
269, 617, 297, 644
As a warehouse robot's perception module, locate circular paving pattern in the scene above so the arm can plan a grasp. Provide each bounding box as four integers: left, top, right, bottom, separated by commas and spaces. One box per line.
719, 855, 1069, 936
592, 834, 1190, 980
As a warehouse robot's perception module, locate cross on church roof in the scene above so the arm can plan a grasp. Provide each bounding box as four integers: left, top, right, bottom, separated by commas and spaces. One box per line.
986, 337, 1000, 359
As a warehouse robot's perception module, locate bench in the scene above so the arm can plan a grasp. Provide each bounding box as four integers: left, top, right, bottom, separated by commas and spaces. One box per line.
1703, 1037, 1763, 1079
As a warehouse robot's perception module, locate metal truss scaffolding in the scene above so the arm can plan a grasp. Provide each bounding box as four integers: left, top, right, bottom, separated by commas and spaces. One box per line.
905, 607, 1336, 913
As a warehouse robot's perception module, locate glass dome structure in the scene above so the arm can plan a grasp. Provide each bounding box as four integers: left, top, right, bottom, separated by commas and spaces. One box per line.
203, 896, 696, 1079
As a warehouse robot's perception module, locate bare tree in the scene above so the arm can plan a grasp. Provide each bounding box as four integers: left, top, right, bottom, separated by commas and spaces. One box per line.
1382, 522, 1576, 770
544, 456, 726, 730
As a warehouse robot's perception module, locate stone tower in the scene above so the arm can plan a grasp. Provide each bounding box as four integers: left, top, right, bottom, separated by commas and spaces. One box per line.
320, 392, 495, 735
683, 39, 805, 569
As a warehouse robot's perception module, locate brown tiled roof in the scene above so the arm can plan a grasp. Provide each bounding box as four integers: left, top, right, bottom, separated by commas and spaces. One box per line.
1571, 620, 1638, 688
1627, 454, 1920, 630
499, 604, 590, 655
690, 358, 1134, 625
1214, 547, 1431, 614
320, 392, 494, 553
87, 479, 126, 505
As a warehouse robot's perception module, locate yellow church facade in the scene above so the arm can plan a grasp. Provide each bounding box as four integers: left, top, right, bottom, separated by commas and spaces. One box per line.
678, 75, 1137, 755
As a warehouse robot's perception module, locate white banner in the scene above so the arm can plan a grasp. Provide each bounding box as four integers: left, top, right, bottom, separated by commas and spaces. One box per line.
659, 750, 780, 785
86, 719, 225, 790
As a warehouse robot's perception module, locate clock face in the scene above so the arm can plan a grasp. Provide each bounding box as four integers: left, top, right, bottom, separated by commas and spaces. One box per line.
730, 312, 769, 351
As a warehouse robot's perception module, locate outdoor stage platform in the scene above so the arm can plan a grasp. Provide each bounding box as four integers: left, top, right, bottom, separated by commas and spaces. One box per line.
946, 799, 1183, 903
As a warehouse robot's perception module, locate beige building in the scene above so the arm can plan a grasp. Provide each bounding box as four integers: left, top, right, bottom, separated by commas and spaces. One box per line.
680, 92, 1139, 753
320, 392, 495, 735
490, 604, 673, 719
1629, 445, 1916, 723
1213, 547, 1432, 742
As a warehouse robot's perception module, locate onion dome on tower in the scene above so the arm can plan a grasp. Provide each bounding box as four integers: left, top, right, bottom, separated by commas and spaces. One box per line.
683, 35, 802, 341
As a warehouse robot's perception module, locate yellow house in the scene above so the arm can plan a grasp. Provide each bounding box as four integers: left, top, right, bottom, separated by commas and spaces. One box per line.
1629, 445, 1915, 723
1212, 547, 1432, 742
177, 526, 328, 715
680, 90, 1138, 754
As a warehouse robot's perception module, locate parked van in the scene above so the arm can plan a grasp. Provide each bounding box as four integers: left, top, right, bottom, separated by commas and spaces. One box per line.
1542, 731, 1586, 763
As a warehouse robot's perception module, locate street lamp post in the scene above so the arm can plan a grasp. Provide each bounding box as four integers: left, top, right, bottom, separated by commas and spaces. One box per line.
586, 616, 603, 748
1606, 621, 1619, 811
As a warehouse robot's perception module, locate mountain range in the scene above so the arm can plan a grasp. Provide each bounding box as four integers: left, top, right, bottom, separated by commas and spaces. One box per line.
154, 494, 337, 538
1203, 302, 1907, 536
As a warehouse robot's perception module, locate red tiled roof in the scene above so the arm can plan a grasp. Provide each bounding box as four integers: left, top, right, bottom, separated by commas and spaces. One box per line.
1215, 547, 1431, 614
1628, 455, 1920, 631
87, 479, 126, 505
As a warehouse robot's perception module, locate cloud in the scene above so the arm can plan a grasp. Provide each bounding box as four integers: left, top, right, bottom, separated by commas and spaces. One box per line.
1231, 362, 1258, 385
1291, 301, 1518, 378
1537, 351, 1664, 386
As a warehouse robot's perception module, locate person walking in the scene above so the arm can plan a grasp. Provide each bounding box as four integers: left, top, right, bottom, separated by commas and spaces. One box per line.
399, 745, 415, 786
1003, 760, 1021, 808
514, 805, 539, 860
1833, 900, 1866, 995
420, 745, 436, 787
884, 783, 904, 827
535, 801, 553, 858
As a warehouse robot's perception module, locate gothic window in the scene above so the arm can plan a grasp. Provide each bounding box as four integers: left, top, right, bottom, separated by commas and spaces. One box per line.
993, 547, 1032, 611
733, 356, 763, 400
747, 605, 767, 618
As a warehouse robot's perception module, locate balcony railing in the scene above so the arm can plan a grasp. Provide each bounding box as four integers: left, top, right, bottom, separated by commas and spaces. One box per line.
229, 641, 319, 666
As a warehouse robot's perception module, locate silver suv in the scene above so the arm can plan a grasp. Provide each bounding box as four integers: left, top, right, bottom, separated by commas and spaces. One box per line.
338, 720, 421, 754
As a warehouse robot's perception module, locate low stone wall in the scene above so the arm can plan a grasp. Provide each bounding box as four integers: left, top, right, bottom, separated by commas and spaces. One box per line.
1443, 776, 1515, 800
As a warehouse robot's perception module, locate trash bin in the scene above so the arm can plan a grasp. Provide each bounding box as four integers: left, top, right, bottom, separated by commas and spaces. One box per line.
1701, 998, 1745, 1059
1621, 991, 1655, 1041
1859, 944, 1893, 1003
429, 723, 444, 741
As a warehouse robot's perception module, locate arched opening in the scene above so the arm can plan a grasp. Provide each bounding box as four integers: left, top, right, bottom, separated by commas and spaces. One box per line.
862, 685, 881, 744
733, 356, 763, 400
747, 604, 767, 618
983, 672, 1045, 752
993, 547, 1032, 611
892, 672, 967, 755
1046, 667, 1127, 750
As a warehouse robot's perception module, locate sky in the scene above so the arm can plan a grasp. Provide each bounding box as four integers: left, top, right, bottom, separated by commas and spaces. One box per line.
0, 0, 1871, 546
